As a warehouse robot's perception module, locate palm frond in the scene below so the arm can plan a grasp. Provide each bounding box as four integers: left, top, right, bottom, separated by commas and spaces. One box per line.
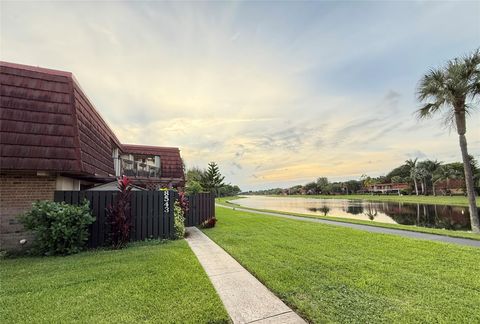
416, 101, 443, 119
417, 68, 446, 101
442, 109, 456, 130
416, 49, 479, 125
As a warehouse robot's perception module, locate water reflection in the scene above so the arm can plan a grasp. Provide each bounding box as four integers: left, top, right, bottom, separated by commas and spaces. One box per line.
235, 196, 471, 231
308, 206, 330, 216
363, 203, 378, 221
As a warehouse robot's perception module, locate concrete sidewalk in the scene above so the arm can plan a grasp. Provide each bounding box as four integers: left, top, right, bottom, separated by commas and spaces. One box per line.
185, 227, 306, 324
217, 204, 480, 248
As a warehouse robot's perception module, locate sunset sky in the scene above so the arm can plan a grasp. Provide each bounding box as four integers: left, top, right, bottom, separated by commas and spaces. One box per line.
2, 1, 479, 190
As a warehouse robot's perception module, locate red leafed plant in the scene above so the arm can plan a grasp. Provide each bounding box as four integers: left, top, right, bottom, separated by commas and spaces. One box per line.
178, 191, 189, 216
106, 176, 133, 249
201, 217, 217, 229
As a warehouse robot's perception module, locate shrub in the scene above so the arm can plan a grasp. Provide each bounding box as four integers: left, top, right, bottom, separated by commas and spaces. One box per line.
201, 217, 217, 229
106, 176, 133, 249
177, 191, 189, 217
20, 200, 94, 255
173, 201, 185, 239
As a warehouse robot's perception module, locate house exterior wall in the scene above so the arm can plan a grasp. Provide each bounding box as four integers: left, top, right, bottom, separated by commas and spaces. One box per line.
55, 176, 80, 190
0, 172, 56, 251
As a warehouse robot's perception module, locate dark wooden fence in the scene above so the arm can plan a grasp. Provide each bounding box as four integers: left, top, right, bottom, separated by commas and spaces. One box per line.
185, 192, 215, 226
54, 190, 177, 248
54, 190, 215, 248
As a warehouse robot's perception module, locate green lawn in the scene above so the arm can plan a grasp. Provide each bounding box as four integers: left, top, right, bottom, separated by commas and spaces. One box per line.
204, 207, 480, 323
0, 240, 229, 323
270, 194, 479, 207
217, 196, 480, 241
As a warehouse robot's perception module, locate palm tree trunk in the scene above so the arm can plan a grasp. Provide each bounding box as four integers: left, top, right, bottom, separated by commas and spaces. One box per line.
414, 178, 419, 196
456, 110, 479, 233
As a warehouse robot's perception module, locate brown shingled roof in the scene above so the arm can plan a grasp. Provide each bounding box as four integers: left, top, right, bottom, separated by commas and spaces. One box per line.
0, 61, 184, 183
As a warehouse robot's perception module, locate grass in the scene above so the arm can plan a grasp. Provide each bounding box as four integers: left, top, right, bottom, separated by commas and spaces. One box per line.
269, 194, 480, 207
204, 207, 480, 323
217, 196, 480, 241
0, 240, 229, 323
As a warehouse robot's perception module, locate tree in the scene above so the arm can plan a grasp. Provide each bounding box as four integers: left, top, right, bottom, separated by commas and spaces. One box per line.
316, 177, 330, 194
433, 164, 462, 196
417, 160, 441, 195
360, 174, 376, 193
405, 159, 420, 196
186, 167, 204, 182
391, 175, 403, 183
416, 49, 480, 233
344, 180, 361, 194
218, 184, 241, 197
386, 164, 411, 183
304, 182, 318, 194
185, 167, 205, 194
200, 162, 225, 196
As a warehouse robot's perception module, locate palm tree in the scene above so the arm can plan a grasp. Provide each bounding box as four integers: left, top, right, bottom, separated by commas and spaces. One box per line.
417, 160, 442, 195
405, 159, 420, 196
416, 49, 480, 233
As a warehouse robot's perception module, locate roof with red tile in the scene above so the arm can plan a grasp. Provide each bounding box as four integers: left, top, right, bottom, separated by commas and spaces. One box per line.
0, 61, 184, 183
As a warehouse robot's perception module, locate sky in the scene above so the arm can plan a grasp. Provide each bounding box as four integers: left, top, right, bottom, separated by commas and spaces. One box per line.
1, 1, 479, 190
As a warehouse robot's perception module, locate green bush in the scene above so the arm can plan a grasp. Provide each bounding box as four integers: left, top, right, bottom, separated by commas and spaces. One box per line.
173, 201, 185, 239
20, 200, 94, 255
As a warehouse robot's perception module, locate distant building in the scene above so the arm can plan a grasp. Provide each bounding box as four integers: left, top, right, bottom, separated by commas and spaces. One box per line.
434, 179, 465, 195
366, 183, 409, 194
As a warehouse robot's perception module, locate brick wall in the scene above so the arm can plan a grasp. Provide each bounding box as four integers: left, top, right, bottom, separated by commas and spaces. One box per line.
0, 172, 56, 251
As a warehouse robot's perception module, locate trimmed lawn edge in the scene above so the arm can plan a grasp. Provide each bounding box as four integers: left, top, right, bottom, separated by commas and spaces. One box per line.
216, 197, 480, 241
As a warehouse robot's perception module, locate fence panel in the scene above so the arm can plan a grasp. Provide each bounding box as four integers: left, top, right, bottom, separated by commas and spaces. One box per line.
54, 190, 176, 248
54, 190, 216, 247
185, 192, 215, 226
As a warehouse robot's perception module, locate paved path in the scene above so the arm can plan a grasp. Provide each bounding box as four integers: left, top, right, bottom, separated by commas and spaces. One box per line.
217, 204, 480, 248
185, 227, 306, 324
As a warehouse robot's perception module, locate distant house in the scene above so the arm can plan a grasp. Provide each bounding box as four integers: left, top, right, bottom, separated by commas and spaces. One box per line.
434, 179, 465, 195
367, 183, 409, 194
0, 61, 184, 250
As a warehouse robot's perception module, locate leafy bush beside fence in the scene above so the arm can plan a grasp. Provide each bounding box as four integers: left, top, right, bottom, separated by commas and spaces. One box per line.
20, 200, 94, 255
173, 201, 185, 239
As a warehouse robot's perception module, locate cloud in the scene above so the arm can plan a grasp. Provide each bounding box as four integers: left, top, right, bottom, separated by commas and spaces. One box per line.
1, 1, 479, 190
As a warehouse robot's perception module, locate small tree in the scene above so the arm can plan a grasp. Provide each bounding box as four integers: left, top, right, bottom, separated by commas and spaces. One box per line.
200, 162, 225, 196
316, 177, 330, 193
106, 176, 133, 248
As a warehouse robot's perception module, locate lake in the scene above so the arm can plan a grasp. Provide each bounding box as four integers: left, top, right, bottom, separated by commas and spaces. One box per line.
233, 196, 471, 231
